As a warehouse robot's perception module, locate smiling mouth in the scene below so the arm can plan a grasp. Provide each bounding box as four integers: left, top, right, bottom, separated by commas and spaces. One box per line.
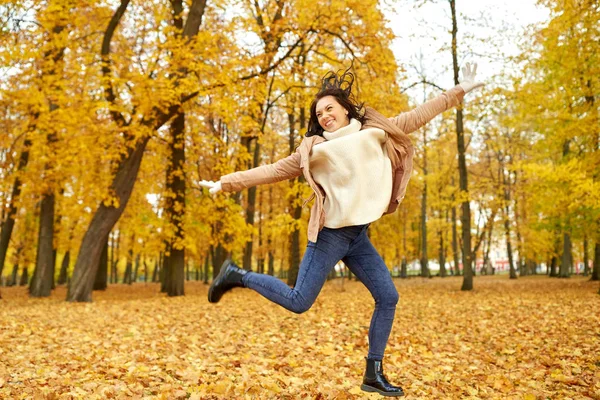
324, 119, 335, 128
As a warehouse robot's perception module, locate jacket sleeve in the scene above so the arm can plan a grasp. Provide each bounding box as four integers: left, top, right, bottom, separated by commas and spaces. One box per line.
220, 151, 302, 192
389, 85, 465, 134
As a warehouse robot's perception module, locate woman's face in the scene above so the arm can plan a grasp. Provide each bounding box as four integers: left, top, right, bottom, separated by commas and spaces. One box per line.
316, 96, 350, 132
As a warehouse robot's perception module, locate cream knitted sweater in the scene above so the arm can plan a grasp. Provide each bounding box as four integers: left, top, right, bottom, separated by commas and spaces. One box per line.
309, 119, 392, 228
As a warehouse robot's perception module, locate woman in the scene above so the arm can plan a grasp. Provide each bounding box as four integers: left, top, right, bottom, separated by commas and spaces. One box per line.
199, 63, 483, 397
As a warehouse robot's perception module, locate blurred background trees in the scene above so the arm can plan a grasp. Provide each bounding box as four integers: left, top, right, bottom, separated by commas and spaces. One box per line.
0, 0, 598, 300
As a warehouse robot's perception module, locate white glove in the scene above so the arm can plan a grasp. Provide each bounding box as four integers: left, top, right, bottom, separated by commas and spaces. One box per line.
459, 62, 484, 94
198, 180, 222, 194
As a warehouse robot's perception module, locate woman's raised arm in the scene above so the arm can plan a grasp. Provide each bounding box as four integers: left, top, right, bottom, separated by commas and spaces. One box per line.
198, 151, 302, 194
389, 62, 484, 134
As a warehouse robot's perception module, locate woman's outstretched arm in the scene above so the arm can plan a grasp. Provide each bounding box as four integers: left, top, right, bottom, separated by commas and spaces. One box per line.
198, 151, 302, 194
390, 62, 484, 134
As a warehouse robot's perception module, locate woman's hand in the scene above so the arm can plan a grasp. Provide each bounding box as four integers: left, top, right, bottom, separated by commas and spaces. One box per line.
198, 180, 222, 194
459, 62, 484, 94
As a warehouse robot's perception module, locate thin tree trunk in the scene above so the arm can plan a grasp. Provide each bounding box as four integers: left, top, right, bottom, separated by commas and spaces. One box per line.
451, 178, 460, 276
30, 194, 56, 297
583, 236, 590, 276
439, 227, 446, 277
152, 256, 160, 283
112, 231, 121, 284
483, 217, 494, 275
57, 250, 70, 285
211, 242, 226, 280
203, 253, 209, 284
133, 254, 140, 282
591, 242, 600, 281
257, 187, 264, 274
449, 0, 473, 290
504, 213, 516, 279
93, 236, 108, 290
550, 255, 558, 277
0, 139, 31, 285
161, 245, 169, 292
10, 263, 19, 287
267, 176, 275, 276
288, 107, 305, 286
143, 257, 148, 283
109, 232, 114, 283
401, 204, 408, 278
559, 232, 572, 278
243, 138, 260, 271
19, 267, 29, 286
420, 157, 429, 278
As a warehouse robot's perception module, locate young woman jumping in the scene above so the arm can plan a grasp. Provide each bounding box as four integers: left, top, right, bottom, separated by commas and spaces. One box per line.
199, 63, 483, 396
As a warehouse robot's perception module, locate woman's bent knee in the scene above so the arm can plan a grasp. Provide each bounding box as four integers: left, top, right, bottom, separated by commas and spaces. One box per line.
377, 287, 399, 308
290, 302, 311, 314
288, 293, 312, 314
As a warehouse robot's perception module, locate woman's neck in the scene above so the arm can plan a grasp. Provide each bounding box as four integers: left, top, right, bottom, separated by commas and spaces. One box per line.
323, 118, 362, 140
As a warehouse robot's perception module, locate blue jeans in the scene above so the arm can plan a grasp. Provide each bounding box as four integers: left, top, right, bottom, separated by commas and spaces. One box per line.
241, 224, 398, 360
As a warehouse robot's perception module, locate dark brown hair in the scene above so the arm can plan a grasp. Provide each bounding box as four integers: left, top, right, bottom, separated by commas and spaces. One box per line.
306, 69, 365, 137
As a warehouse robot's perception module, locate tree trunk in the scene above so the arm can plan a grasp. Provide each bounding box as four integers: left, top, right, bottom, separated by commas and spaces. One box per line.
124, 237, 134, 285
19, 266, 29, 286
109, 232, 115, 283
167, 248, 185, 295
257, 188, 264, 274
10, 263, 19, 287
451, 179, 460, 276
482, 211, 493, 275
143, 258, 148, 283
549, 255, 558, 277
420, 111, 430, 278
0, 139, 31, 283
30, 193, 56, 297
559, 232, 571, 278
242, 138, 260, 271
505, 213, 517, 280
152, 257, 159, 283
203, 253, 209, 284
57, 250, 71, 285
287, 107, 305, 286
583, 236, 590, 276
511, 170, 525, 276
211, 242, 226, 280
500, 163, 517, 280
67, 135, 149, 301
161, 246, 169, 292
267, 181, 275, 276
439, 228, 447, 277
591, 242, 600, 281
93, 236, 108, 290
449, 0, 473, 290
133, 254, 140, 282
165, 110, 186, 296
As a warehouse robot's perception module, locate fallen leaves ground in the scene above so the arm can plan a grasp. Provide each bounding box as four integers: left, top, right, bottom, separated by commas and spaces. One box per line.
0, 275, 599, 399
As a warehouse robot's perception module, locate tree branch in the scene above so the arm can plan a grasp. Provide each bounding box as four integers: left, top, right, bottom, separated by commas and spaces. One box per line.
101, 0, 131, 128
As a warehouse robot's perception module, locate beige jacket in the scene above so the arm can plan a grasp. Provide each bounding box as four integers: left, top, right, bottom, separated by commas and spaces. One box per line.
221, 85, 465, 242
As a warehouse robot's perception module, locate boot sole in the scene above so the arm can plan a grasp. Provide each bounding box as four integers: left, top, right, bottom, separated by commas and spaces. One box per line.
361, 384, 404, 397
208, 259, 233, 303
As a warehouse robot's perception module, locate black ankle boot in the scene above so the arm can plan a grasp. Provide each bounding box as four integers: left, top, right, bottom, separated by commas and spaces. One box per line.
208, 260, 248, 303
361, 358, 404, 397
